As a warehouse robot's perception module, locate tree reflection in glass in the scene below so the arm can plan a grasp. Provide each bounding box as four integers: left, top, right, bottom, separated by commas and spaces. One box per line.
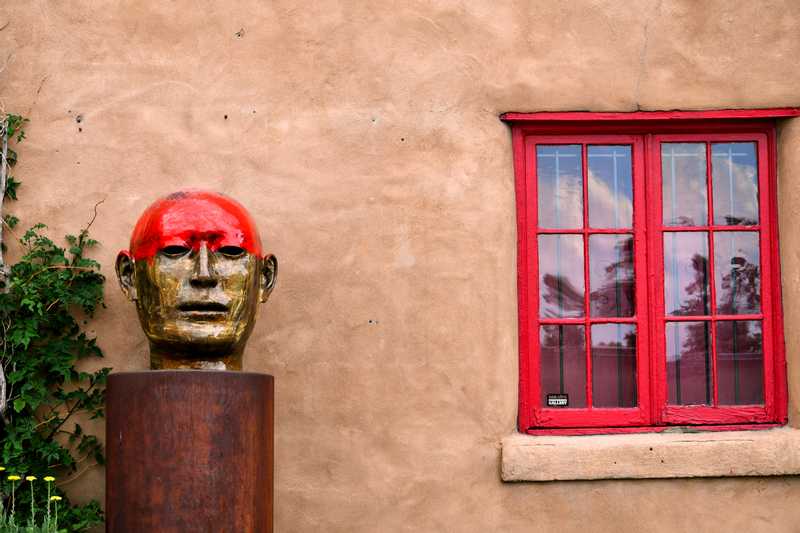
715, 232, 760, 315
664, 232, 709, 316
590, 235, 634, 317
665, 230, 763, 405
664, 231, 712, 405
539, 235, 584, 318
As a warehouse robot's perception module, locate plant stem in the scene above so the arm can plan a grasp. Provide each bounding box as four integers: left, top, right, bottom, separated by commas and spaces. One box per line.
0, 114, 8, 266
29, 481, 34, 525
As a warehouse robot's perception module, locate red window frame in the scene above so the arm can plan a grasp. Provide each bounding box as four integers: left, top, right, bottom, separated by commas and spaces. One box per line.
503, 109, 799, 435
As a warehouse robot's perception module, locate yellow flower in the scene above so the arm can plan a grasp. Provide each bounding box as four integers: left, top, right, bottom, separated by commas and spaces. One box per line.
49, 496, 62, 501
0, 467, 5, 472
44, 476, 55, 482
7, 475, 20, 481
25, 476, 36, 482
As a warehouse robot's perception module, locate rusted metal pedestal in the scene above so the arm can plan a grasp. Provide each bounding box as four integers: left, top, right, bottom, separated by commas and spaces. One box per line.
106, 371, 273, 533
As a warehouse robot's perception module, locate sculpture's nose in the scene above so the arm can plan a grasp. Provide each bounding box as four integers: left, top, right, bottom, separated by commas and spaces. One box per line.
190, 242, 218, 288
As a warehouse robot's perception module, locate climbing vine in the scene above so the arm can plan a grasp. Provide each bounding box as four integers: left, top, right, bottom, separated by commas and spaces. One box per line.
0, 113, 108, 531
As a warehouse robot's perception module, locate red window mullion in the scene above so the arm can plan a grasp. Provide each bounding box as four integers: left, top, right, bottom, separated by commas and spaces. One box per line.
705, 141, 720, 407
540, 317, 638, 325
522, 136, 539, 429
658, 225, 760, 232
538, 228, 634, 235
645, 133, 667, 425
756, 133, 777, 420
766, 126, 787, 422
663, 314, 764, 322
632, 139, 652, 424
663, 405, 772, 425
581, 144, 593, 408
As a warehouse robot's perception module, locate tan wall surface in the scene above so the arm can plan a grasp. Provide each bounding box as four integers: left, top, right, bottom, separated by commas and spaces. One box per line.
2, 1, 800, 531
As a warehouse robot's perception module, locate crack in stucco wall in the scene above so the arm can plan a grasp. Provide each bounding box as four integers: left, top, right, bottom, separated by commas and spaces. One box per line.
633, 0, 663, 110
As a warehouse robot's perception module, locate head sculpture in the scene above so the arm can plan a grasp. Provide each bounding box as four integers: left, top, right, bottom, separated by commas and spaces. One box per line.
116, 190, 277, 370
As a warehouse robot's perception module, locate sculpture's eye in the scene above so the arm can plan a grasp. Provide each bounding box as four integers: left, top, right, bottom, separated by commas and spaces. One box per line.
160, 245, 191, 258
218, 246, 246, 258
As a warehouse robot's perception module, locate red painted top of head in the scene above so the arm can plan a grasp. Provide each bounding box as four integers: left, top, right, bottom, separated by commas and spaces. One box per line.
129, 190, 263, 261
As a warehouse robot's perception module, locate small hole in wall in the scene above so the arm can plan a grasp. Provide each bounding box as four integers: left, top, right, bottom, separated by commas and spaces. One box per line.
224, 115, 228, 120
368, 319, 379, 325
400, 137, 405, 142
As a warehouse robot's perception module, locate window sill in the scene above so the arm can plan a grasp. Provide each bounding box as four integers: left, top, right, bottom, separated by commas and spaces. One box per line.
501, 427, 800, 481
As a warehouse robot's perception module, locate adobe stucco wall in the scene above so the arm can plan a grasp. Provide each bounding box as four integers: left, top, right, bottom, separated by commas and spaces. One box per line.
2, 1, 800, 531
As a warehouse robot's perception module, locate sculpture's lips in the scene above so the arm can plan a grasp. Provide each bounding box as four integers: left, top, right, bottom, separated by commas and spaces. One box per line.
176, 301, 229, 313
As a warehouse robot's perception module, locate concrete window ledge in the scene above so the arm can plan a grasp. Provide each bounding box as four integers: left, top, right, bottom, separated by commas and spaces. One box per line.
501, 427, 800, 482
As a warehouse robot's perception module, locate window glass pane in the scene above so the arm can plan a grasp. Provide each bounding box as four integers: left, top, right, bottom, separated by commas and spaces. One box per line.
591, 324, 637, 408
537, 145, 583, 228
662, 143, 707, 226
588, 145, 633, 228
714, 232, 761, 315
539, 234, 585, 318
712, 143, 758, 226
540, 325, 586, 408
664, 232, 710, 316
666, 321, 712, 405
589, 235, 634, 317
717, 320, 764, 405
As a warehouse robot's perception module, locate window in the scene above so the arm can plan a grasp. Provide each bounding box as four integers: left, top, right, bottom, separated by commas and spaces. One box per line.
503, 110, 794, 434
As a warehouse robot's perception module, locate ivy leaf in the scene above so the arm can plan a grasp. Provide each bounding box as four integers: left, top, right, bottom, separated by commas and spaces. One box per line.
5, 176, 20, 200
4, 213, 19, 228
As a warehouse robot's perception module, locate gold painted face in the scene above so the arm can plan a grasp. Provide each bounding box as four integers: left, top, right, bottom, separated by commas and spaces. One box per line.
116, 191, 277, 370
133, 244, 265, 369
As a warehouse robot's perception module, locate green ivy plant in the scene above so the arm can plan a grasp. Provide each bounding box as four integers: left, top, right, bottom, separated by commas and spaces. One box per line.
0, 113, 108, 531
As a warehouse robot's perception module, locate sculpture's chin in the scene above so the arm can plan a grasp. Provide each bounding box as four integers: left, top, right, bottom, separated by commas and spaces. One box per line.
147, 336, 243, 355
141, 316, 251, 353
144, 324, 249, 371
152, 357, 236, 371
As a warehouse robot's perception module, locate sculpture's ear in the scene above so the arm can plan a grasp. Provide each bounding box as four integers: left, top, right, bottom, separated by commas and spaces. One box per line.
259, 254, 277, 303
116, 250, 138, 301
